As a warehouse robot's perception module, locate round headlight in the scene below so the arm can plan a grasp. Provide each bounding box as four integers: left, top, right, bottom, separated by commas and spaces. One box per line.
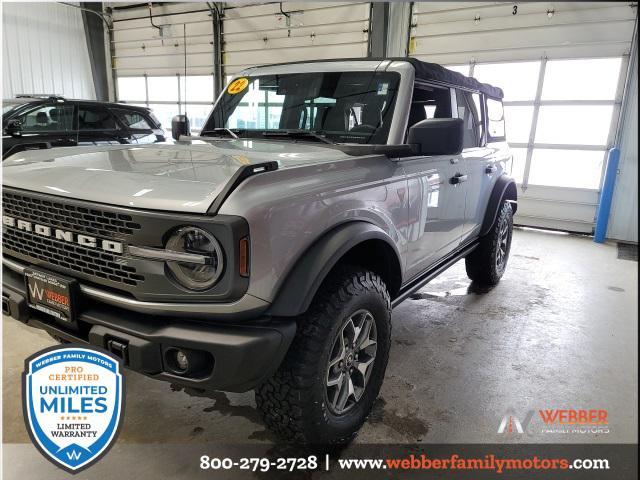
165, 227, 224, 291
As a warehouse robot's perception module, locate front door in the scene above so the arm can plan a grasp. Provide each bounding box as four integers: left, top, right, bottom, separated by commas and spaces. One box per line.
3, 103, 77, 158
402, 84, 467, 279
403, 154, 467, 279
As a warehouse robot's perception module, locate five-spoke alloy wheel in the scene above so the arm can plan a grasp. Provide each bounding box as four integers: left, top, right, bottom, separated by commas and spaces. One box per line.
326, 309, 378, 414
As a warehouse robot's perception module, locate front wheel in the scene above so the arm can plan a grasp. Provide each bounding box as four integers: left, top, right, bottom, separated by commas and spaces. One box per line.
465, 200, 513, 286
255, 266, 391, 444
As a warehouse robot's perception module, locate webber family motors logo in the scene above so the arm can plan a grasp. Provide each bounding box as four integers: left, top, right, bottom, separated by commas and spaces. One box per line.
498, 408, 609, 435
22, 345, 125, 473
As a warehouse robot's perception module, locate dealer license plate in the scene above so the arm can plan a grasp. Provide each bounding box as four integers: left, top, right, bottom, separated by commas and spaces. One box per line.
24, 268, 77, 324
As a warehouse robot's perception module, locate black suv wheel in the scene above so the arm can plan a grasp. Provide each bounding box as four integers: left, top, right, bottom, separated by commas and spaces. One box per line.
465, 200, 513, 286
255, 266, 391, 444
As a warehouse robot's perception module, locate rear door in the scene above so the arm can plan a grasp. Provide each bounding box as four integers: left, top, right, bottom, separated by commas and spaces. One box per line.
77, 104, 128, 145
454, 89, 499, 241
112, 108, 158, 144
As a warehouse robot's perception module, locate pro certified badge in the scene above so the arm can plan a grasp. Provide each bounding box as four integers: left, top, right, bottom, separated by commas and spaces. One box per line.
22, 344, 125, 473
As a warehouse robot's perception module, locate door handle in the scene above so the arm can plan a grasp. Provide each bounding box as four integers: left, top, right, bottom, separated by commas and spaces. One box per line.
449, 158, 459, 164
450, 173, 468, 184
485, 165, 497, 174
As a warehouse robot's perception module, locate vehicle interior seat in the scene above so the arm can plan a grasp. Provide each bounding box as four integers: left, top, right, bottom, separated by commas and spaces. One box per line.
407, 103, 427, 128
48, 108, 60, 129
350, 100, 384, 133
321, 100, 350, 132
35, 111, 49, 129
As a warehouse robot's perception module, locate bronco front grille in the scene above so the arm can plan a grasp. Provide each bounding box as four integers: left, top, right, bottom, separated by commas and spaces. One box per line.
2, 191, 142, 237
3, 228, 144, 286
2, 191, 145, 287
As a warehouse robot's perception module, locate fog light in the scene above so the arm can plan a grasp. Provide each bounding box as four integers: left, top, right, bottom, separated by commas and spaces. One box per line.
164, 347, 214, 378
175, 350, 189, 371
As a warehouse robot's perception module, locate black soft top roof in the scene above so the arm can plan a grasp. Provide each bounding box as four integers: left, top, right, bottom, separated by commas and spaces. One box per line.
401, 58, 503, 99
252, 57, 504, 99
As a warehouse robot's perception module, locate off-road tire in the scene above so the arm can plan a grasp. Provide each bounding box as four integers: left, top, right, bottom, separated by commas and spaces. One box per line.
465, 200, 513, 286
255, 266, 391, 444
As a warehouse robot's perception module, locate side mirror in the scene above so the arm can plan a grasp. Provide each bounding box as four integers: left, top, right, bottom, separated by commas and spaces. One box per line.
5, 119, 23, 137
408, 118, 464, 156
171, 115, 190, 141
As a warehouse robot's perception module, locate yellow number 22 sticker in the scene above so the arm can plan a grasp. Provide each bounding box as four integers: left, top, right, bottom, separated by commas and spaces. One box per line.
227, 77, 249, 95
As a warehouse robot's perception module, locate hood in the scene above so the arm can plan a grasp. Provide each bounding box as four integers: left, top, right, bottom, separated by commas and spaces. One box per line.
2, 139, 353, 213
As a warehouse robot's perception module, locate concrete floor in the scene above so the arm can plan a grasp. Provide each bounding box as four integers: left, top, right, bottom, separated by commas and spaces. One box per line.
2, 228, 638, 477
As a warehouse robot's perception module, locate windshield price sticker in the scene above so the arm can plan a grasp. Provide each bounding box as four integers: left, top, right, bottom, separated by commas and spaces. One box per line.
228, 77, 249, 95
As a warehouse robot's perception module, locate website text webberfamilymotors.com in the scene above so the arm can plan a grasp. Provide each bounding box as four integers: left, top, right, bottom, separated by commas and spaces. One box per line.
199, 453, 611, 474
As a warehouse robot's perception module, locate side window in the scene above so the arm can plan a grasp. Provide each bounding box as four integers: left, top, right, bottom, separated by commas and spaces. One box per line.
455, 90, 482, 148
407, 84, 453, 134
114, 109, 152, 130
486, 97, 506, 141
78, 105, 118, 131
472, 93, 486, 145
20, 105, 74, 132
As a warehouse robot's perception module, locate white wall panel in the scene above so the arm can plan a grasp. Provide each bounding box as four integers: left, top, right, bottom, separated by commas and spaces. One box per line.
222, 2, 370, 75
111, 3, 215, 77
411, 2, 636, 63
2, 2, 95, 99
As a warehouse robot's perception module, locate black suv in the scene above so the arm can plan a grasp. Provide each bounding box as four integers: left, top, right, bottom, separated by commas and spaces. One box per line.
2, 96, 166, 159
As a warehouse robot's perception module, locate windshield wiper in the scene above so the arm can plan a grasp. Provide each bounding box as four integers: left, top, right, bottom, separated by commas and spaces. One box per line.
261, 129, 335, 144
200, 127, 240, 139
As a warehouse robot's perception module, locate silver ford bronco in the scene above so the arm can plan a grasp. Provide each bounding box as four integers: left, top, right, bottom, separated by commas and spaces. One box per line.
2, 58, 516, 444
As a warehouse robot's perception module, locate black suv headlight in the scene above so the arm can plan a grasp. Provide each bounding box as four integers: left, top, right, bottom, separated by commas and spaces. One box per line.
165, 226, 224, 291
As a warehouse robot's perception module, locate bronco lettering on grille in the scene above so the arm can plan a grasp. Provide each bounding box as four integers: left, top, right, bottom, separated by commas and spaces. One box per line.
2, 215, 124, 254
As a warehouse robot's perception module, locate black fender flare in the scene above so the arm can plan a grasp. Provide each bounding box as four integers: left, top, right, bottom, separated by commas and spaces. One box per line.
267, 221, 402, 317
480, 174, 518, 236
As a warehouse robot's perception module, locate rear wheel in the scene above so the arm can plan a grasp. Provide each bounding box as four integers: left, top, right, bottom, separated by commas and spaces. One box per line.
465, 200, 513, 286
255, 266, 391, 444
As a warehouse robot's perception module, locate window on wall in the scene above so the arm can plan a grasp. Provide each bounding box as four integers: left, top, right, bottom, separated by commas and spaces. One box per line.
535, 105, 614, 145
117, 77, 146, 102
148, 77, 179, 102
182, 104, 212, 132
503, 106, 534, 143
471, 57, 622, 190
542, 58, 622, 101
509, 148, 528, 184
528, 149, 605, 190
473, 61, 540, 101
116, 75, 216, 135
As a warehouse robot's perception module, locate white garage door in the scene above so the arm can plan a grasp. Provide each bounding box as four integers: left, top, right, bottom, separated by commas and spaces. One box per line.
111, 3, 218, 133
410, 2, 637, 233
222, 2, 371, 76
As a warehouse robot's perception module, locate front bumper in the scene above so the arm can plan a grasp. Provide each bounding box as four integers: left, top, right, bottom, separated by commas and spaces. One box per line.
2, 265, 296, 392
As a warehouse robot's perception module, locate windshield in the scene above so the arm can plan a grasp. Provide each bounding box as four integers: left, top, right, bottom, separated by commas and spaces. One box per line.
2, 100, 27, 117
202, 71, 401, 144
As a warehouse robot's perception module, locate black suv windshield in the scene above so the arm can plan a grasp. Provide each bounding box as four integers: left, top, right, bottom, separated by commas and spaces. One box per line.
202, 71, 400, 144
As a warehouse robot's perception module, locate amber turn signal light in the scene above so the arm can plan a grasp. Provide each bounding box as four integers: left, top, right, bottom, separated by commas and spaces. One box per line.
239, 237, 249, 277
